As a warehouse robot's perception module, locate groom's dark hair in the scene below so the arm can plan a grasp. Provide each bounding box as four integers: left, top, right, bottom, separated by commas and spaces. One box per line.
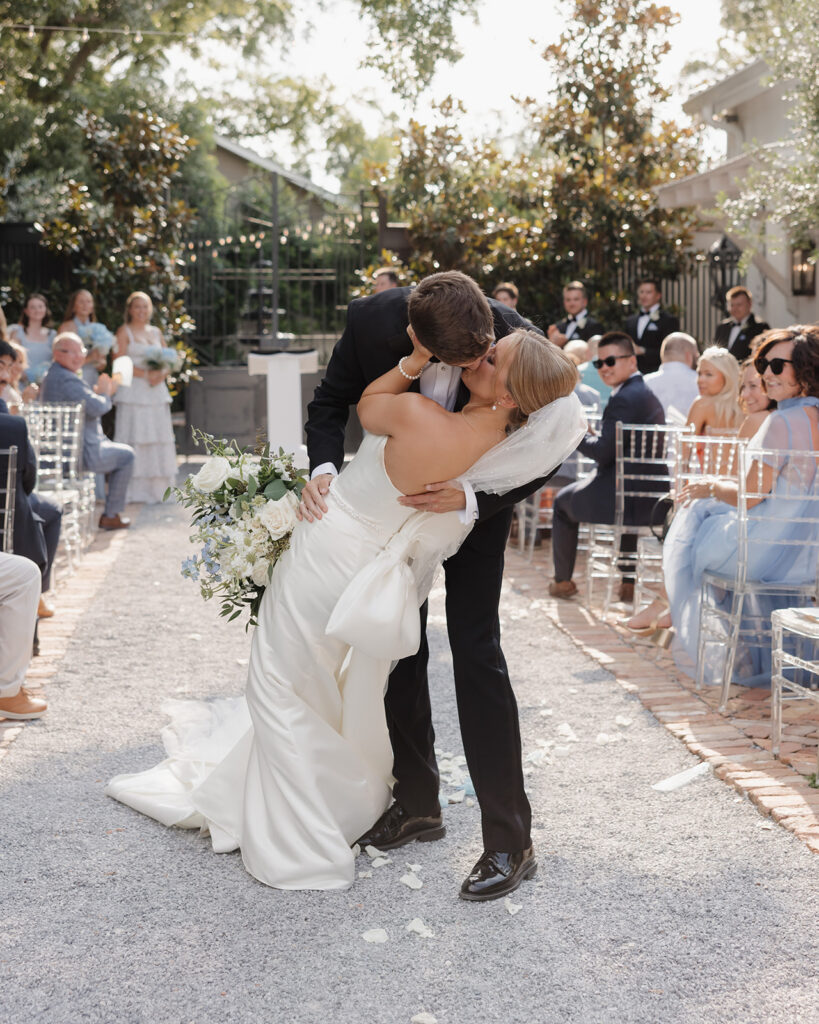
408, 271, 493, 364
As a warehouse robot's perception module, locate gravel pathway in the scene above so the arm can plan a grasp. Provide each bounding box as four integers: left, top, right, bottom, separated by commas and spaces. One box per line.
2, 502, 819, 1024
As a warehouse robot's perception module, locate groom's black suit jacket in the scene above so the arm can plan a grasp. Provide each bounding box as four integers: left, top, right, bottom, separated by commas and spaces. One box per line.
306, 286, 548, 524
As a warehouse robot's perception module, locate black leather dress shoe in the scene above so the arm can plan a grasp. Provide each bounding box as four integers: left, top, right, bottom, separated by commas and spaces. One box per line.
355, 802, 445, 851
459, 846, 537, 902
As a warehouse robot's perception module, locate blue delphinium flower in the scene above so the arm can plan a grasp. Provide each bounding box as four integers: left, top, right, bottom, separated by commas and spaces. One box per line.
181, 556, 199, 580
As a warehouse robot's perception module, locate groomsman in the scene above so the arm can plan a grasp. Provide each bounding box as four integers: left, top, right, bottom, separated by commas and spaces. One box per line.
624, 279, 679, 375
713, 286, 769, 362
548, 281, 605, 347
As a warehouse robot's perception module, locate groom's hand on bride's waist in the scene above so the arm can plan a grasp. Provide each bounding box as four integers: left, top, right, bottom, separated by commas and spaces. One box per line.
298, 474, 333, 522
398, 481, 466, 514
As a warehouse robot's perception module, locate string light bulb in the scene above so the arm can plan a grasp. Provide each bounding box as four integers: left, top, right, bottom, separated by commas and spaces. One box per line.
27, 25, 35, 38
81, 27, 89, 41
134, 30, 143, 43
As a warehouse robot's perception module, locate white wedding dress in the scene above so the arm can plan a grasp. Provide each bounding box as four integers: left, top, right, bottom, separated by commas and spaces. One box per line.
107, 400, 587, 890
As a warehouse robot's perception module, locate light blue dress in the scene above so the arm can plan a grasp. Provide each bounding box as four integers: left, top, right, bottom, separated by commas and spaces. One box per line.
664, 397, 819, 686
9, 325, 55, 383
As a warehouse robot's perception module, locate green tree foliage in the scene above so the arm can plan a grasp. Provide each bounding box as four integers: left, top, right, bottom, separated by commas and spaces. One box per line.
381, 1, 702, 324
39, 110, 196, 341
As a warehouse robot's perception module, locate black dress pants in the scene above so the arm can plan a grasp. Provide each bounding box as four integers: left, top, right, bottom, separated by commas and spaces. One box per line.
384, 509, 531, 853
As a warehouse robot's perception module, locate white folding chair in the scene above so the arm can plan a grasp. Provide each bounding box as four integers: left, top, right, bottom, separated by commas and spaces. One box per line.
696, 444, 819, 711
586, 422, 691, 615
0, 446, 18, 553
771, 607, 819, 774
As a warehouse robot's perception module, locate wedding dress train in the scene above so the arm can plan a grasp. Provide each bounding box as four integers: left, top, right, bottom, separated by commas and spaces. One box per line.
106, 433, 467, 889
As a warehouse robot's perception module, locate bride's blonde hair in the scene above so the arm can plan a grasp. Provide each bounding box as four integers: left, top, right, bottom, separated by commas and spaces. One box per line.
504, 330, 579, 428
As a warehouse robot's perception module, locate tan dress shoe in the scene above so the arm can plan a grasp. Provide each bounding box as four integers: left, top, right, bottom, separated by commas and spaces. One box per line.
38, 596, 55, 618
0, 688, 48, 720
99, 514, 131, 531
548, 579, 578, 599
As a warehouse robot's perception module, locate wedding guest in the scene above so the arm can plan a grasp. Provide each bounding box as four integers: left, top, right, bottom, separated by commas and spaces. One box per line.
113, 292, 177, 503
548, 281, 605, 347
644, 332, 700, 421
492, 282, 519, 310
1, 340, 26, 414
737, 356, 775, 439
713, 286, 769, 362
0, 304, 7, 336
624, 279, 679, 375
0, 340, 62, 616
686, 346, 743, 438
628, 326, 819, 685
373, 268, 400, 293
0, 552, 45, 720
58, 289, 108, 386
40, 333, 134, 530
576, 334, 612, 405
8, 294, 56, 384
549, 332, 664, 603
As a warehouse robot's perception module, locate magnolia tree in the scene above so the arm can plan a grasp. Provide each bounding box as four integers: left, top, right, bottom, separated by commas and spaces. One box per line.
377, 0, 703, 324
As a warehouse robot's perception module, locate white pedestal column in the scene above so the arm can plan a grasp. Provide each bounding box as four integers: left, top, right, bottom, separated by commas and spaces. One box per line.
247, 350, 318, 468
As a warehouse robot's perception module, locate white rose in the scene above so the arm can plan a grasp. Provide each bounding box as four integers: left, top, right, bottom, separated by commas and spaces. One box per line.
191, 456, 232, 493
251, 560, 271, 587
237, 455, 262, 484
258, 492, 298, 540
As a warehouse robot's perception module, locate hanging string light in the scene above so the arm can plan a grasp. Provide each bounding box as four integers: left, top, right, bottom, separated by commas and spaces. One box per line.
3, 23, 196, 42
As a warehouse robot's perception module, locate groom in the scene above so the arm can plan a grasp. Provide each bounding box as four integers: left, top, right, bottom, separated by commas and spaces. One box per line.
300, 271, 546, 901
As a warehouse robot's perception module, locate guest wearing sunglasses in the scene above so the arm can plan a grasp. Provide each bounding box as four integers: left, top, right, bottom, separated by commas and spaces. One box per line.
628, 326, 819, 687
549, 332, 664, 603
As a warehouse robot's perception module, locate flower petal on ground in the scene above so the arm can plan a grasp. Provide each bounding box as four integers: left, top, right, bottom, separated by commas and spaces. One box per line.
652, 762, 710, 792
361, 928, 388, 943
364, 845, 383, 859
557, 722, 579, 743
505, 897, 522, 916
411, 1013, 438, 1024
371, 856, 392, 868
400, 873, 423, 890
406, 918, 435, 938
615, 715, 632, 728
358, 870, 372, 879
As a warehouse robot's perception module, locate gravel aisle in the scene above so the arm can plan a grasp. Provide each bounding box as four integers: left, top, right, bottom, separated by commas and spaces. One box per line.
2, 503, 819, 1024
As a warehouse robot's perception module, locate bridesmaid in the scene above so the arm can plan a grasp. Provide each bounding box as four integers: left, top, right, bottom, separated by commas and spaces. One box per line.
8, 294, 55, 385
112, 292, 177, 503
57, 289, 108, 387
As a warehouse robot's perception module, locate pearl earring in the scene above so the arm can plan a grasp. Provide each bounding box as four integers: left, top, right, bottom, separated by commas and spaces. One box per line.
491, 403, 497, 411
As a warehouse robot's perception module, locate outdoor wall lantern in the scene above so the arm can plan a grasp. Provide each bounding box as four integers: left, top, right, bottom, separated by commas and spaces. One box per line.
708, 234, 742, 309
791, 242, 816, 297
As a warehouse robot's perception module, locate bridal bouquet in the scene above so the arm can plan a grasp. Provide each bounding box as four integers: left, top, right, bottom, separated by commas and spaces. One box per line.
76, 322, 115, 355
167, 429, 306, 625
143, 345, 183, 372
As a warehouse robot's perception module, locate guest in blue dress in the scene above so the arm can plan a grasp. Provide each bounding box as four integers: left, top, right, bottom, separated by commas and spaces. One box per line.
8, 294, 55, 387
629, 326, 819, 686
57, 290, 111, 388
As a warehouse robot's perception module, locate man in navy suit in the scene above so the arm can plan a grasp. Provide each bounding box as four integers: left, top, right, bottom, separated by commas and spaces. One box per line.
624, 279, 680, 374
549, 332, 665, 602
0, 340, 62, 608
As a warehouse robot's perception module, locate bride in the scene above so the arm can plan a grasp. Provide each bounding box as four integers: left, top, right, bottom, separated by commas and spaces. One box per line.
107, 328, 585, 890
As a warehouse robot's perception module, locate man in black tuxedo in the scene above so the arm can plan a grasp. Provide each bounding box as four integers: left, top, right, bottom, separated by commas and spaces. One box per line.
549, 332, 665, 601
624, 279, 680, 374
548, 281, 605, 347
0, 341, 61, 600
301, 271, 545, 901
713, 285, 769, 362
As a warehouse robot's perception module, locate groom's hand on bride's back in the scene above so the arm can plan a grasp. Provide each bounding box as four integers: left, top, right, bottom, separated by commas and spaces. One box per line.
398, 480, 466, 514
298, 474, 333, 522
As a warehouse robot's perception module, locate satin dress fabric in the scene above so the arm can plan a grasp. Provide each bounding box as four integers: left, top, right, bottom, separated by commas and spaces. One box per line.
106, 434, 466, 890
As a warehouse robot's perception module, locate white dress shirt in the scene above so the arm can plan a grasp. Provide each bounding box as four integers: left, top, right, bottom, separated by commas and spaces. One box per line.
636, 303, 660, 339
644, 362, 699, 420
728, 317, 747, 350
312, 359, 479, 523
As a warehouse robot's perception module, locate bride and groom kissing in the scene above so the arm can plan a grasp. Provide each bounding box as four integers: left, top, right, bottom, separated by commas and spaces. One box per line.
107, 271, 586, 902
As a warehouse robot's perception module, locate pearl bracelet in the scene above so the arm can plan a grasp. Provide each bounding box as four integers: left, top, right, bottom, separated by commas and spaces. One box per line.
398, 355, 424, 381
709, 479, 717, 499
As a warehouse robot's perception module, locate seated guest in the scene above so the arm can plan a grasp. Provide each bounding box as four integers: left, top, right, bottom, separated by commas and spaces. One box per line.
0, 341, 62, 617
492, 282, 519, 311
0, 552, 46, 720
738, 356, 775, 440
548, 281, 605, 347
8, 293, 55, 385
629, 326, 819, 685
644, 332, 699, 421
549, 332, 665, 602
40, 333, 135, 531
577, 335, 612, 405
686, 346, 743, 438
1, 340, 40, 414
548, 345, 602, 492
713, 286, 769, 362
372, 268, 400, 294
625, 279, 679, 375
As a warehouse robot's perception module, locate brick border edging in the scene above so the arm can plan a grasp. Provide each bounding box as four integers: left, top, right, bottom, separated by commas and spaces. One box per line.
505, 550, 819, 856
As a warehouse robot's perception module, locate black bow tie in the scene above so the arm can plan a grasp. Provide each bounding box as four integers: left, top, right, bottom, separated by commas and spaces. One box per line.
567, 317, 576, 323
733, 320, 743, 327
641, 309, 651, 315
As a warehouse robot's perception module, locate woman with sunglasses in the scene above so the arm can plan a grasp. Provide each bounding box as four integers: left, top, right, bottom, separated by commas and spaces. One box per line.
627, 326, 819, 683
